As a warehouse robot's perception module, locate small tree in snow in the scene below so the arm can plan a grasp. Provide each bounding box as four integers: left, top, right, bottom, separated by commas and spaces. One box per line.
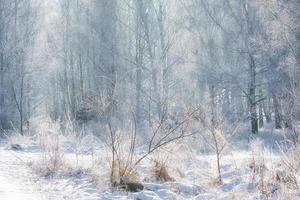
90, 94, 201, 190
196, 87, 240, 184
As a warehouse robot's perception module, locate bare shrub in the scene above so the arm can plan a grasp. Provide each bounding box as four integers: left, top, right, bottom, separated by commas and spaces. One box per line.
278, 140, 300, 191
149, 159, 174, 182
196, 103, 240, 185
111, 158, 140, 183
101, 103, 201, 189
249, 139, 281, 197
4, 126, 34, 149
29, 117, 69, 178
35, 136, 66, 178
275, 170, 298, 190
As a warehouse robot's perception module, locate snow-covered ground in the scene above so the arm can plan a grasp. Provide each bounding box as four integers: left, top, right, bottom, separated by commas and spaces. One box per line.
0, 146, 46, 200
0, 145, 278, 200
0, 126, 299, 200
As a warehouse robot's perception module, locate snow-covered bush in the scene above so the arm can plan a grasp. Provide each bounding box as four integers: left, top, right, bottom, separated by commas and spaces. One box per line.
32, 118, 66, 177
249, 139, 282, 198
278, 140, 300, 191
195, 101, 240, 185
26, 117, 79, 178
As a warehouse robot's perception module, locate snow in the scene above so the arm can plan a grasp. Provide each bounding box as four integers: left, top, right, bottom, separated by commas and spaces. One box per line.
0, 147, 46, 200
0, 126, 298, 199
155, 189, 178, 200
0, 181, 41, 200
194, 193, 217, 200
135, 191, 161, 200
0, 143, 101, 200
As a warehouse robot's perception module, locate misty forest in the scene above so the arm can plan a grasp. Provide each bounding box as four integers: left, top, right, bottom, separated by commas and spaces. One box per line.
0, 0, 300, 199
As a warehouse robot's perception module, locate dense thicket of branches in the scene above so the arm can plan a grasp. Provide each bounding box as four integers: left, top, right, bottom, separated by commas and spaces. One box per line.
0, 0, 38, 134
0, 0, 299, 138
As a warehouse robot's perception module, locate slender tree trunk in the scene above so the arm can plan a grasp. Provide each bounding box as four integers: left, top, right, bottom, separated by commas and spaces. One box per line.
273, 95, 282, 129
70, 52, 76, 119
135, 1, 143, 131
136, 57, 142, 130
158, 3, 168, 117
63, 67, 69, 118
283, 93, 294, 130
141, 2, 161, 120
19, 63, 24, 135
79, 53, 84, 103
249, 55, 258, 134
216, 145, 222, 183
263, 97, 272, 123
259, 103, 264, 128
258, 89, 264, 128
0, 3, 4, 130
210, 85, 222, 183
0, 53, 4, 130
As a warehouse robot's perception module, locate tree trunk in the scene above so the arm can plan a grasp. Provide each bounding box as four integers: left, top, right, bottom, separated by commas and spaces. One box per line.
0, 4, 4, 130
273, 95, 282, 129
158, 3, 169, 117
136, 57, 142, 131
259, 102, 264, 128
79, 53, 84, 103
283, 94, 294, 130
70, 52, 76, 119
19, 63, 24, 135
249, 55, 258, 134
141, 1, 161, 121
210, 85, 222, 184
263, 98, 272, 123
0, 53, 4, 130
258, 89, 264, 128
135, 1, 144, 131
